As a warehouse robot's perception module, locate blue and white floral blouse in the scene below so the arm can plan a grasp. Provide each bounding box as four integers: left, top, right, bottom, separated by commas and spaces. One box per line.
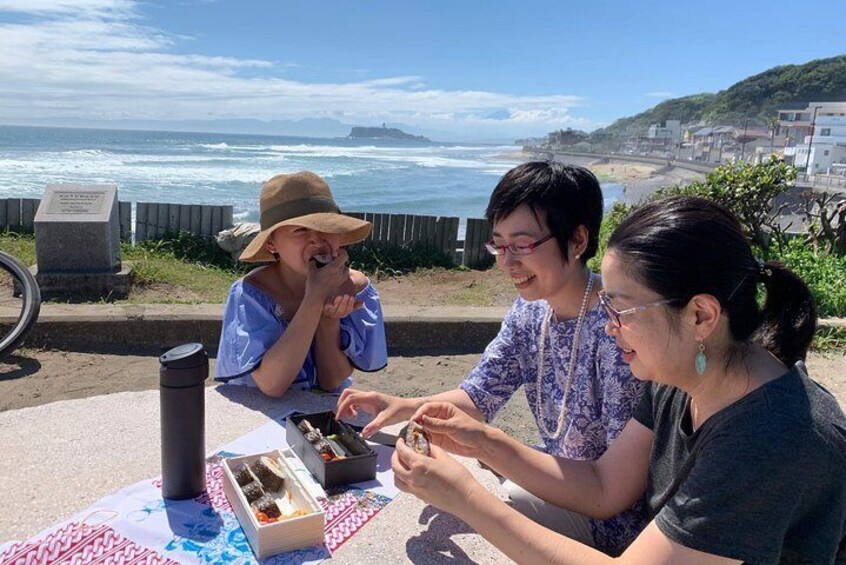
215, 278, 387, 390
460, 296, 645, 554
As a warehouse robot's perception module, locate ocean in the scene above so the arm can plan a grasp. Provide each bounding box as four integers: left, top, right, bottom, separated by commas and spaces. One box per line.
0, 125, 622, 236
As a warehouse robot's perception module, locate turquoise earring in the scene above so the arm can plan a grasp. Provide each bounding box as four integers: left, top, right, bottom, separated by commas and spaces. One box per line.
695, 341, 707, 375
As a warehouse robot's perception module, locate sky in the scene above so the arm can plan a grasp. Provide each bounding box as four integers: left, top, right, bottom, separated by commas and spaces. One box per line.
0, 0, 844, 142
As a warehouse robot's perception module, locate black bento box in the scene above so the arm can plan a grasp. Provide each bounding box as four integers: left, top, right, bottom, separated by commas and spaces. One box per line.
286, 411, 377, 488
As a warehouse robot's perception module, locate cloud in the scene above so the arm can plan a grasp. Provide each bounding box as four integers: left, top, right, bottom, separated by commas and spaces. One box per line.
645, 91, 677, 99
0, 0, 593, 138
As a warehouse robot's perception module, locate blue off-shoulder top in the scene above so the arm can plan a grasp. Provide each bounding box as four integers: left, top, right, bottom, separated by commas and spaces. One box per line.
215, 277, 387, 390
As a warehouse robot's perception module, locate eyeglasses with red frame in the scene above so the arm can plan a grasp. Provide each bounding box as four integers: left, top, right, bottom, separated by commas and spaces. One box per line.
484, 233, 554, 256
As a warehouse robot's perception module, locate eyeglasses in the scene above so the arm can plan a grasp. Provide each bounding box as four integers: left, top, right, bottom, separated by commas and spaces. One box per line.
485, 234, 554, 256
598, 290, 678, 328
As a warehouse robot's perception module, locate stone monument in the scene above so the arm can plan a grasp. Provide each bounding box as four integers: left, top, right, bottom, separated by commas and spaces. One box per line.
33, 184, 133, 300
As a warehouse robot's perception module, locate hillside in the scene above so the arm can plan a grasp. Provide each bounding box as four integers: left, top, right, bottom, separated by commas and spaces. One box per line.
592, 55, 846, 139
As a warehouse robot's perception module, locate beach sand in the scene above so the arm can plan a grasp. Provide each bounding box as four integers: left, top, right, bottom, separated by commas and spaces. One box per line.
525, 150, 708, 204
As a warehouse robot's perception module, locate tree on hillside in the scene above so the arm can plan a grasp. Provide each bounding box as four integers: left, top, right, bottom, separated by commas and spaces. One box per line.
591, 55, 846, 139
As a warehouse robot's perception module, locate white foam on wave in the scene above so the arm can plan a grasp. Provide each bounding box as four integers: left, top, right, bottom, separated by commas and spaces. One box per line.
0, 138, 526, 220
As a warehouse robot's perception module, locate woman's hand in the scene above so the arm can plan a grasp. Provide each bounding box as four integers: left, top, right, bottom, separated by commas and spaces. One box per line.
412, 402, 489, 459
392, 438, 481, 516
305, 248, 350, 305
336, 389, 416, 437
322, 294, 364, 319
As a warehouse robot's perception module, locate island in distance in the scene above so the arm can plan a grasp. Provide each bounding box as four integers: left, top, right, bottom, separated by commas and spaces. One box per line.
347, 124, 430, 142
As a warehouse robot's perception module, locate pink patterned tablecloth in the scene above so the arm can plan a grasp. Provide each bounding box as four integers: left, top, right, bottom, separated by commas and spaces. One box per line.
0, 414, 396, 565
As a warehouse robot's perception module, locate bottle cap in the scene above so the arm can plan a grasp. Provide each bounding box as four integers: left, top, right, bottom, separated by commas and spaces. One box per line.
159, 343, 208, 387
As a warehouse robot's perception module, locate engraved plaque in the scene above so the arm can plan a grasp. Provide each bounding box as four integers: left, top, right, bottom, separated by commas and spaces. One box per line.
35, 184, 121, 273
46, 191, 107, 215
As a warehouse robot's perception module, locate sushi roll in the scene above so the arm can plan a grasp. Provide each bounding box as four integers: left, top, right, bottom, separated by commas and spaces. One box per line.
297, 419, 317, 434
253, 493, 281, 519
311, 253, 332, 269
241, 480, 265, 504
312, 438, 338, 461
305, 430, 323, 443
252, 456, 285, 492
233, 462, 256, 487
324, 437, 349, 459
405, 420, 431, 456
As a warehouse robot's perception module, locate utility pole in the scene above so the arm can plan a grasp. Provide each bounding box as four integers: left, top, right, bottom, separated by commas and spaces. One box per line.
740, 118, 750, 162
804, 105, 822, 173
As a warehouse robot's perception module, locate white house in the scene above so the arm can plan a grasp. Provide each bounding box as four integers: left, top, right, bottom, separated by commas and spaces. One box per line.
647, 120, 681, 144
781, 102, 846, 174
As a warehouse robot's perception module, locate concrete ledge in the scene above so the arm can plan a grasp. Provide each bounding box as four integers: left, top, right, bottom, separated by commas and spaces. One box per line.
23, 304, 508, 354
16, 302, 844, 354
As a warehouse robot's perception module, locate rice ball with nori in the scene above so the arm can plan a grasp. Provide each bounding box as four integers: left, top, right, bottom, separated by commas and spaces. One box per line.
252, 456, 285, 492
233, 462, 255, 487
253, 493, 281, 519
241, 480, 265, 503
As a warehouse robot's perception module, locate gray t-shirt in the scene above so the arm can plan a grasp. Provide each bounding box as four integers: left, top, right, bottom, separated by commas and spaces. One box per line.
634, 362, 846, 564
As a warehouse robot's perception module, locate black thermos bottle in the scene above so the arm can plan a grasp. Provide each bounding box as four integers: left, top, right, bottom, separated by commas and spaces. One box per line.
159, 343, 208, 500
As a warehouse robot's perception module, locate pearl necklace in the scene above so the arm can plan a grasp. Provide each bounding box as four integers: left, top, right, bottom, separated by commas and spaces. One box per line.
535, 272, 595, 440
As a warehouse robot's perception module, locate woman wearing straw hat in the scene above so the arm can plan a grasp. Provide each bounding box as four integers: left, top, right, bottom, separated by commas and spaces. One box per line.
215, 171, 387, 397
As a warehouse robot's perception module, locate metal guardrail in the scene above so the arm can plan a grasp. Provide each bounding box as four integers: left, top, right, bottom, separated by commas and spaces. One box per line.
795, 173, 846, 193
522, 147, 718, 175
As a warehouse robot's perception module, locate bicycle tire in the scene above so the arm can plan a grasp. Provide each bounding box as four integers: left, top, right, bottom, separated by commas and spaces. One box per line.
0, 250, 41, 358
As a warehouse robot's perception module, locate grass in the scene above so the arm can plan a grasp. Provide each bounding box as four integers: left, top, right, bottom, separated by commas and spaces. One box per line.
0, 231, 36, 266
811, 326, 846, 354
0, 231, 465, 305
122, 244, 241, 303
0, 230, 242, 304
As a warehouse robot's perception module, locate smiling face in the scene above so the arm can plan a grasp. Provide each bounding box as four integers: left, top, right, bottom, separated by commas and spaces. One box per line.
491, 203, 583, 303
600, 250, 698, 384
265, 225, 341, 274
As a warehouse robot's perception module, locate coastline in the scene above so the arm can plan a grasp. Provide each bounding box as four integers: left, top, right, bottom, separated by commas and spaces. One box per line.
528, 152, 707, 204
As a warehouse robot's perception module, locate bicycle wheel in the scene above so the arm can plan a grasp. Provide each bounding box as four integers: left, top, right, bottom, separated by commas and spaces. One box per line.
0, 250, 41, 358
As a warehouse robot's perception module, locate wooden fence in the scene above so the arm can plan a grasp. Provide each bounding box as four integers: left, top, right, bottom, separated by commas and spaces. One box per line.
345, 211, 493, 269
0, 198, 495, 268
135, 202, 233, 242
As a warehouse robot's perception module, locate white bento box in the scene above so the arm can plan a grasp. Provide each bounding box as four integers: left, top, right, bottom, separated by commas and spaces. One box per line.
221, 448, 325, 558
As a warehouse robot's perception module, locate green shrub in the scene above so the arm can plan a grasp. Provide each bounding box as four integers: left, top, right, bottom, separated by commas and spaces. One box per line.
589, 201, 632, 272
768, 237, 846, 318
653, 157, 796, 251
347, 243, 454, 278
134, 230, 248, 274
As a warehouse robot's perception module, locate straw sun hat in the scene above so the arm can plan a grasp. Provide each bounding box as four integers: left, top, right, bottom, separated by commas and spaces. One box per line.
239, 171, 371, 262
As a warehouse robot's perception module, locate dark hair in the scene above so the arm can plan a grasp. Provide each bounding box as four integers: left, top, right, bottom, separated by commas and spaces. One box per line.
485, 161, 603, 265
607, 196, 816, 365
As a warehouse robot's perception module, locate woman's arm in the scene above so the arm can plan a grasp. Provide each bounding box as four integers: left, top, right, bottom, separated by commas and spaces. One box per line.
251, 294, 325, 397
335, 388, 484, 438
312, 313, 355, 391
483, 418, 652, 519
393, 439, 740, 565
416, 402, 652, 520
458, 487, 739, 564
252, 254, 354, 396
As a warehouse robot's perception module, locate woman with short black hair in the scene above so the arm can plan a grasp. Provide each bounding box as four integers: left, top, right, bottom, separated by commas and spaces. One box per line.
393, 196, 846, 564
339, 161, 644, 553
